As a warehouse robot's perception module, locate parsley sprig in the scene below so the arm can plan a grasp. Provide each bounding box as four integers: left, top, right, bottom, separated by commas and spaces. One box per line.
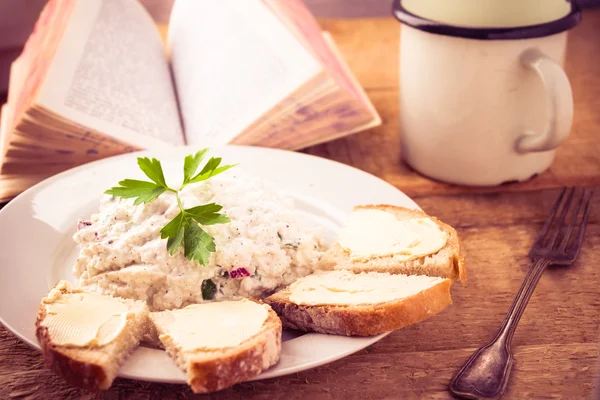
105, 149, 235, 265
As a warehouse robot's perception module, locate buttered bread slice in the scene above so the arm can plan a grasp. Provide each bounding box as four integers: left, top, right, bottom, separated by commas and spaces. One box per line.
265, 270, 452, 336
35, 281, 149, 390
149, 299, 281, 394
319, 205, 466, 282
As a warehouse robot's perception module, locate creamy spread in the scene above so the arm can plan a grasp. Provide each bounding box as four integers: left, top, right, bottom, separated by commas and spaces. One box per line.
73, 169, 326, 311
289, 270, 444, 306
41, 291, 132, 347
159, 299, 269, 351
338, 209, 447, 260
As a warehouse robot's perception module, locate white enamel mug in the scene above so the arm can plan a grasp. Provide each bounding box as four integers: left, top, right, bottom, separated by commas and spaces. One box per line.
393, 0, 582, 186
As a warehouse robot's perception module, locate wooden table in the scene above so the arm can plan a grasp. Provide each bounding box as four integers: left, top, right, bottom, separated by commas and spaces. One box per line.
2, 11, 600, 400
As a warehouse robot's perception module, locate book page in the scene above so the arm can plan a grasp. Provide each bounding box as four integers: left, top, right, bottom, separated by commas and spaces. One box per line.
36, 0, 183, 148
264, 0, 371, 108
0, 104, 10, 166
167, 0, 322, 146
231, 32, 381, 150
0, 56, 24, 165
9, 0, 75, 135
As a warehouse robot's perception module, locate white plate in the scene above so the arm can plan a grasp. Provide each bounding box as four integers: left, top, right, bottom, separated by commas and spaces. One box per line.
0, 145, 419, 384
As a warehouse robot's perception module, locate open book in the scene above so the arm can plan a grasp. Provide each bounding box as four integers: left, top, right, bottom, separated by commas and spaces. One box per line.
0, 0, 380, 202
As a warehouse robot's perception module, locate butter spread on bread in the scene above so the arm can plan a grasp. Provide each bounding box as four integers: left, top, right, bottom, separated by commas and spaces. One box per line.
156, 299, 269, 351
319, 205, 466, 283
338, 208, 447, 260
288, 270, 446, 306
41, 291, 134, 347
149, 299, 282, 394
266, 270, 453, 336
35, 281, 149, 391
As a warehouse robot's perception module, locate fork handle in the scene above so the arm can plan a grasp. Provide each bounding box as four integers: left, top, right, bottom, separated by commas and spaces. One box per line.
449, 258, 550, 399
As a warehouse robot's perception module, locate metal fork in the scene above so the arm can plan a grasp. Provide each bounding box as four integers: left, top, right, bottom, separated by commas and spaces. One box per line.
449, 187, 594, 400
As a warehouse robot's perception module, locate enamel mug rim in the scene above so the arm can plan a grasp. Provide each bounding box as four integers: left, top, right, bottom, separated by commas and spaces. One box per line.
392, 0, 582, 40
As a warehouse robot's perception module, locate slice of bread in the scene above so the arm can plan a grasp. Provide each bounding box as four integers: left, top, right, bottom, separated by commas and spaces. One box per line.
35, 281, 149, 391
265, 270, 452, 336
149, 299, 282, 394
319, 205, 467, 282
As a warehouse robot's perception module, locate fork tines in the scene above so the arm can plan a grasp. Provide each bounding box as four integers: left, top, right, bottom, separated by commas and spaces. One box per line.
530, 187, 594, 261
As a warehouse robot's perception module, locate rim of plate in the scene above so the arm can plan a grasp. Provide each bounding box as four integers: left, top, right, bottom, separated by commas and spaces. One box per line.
2, 145, 417, 209
0, 145, 420, 382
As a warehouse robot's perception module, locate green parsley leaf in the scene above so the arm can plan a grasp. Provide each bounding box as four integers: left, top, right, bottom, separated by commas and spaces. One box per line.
137, 157, 168, 188
182, 149, 209, 187
184, 223, 215, 265
185, 203, 230, 225
104, 179, 166, 205
168, 228, 185, 255
160, 211, 186, 255
106, 149, 235, 266
188, 157, 236, 184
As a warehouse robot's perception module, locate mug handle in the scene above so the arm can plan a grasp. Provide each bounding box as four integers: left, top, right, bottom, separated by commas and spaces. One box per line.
515, 48, 574, 153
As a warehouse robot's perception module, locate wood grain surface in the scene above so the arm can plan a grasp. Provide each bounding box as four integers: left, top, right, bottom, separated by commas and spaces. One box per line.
2, 10, 600, 400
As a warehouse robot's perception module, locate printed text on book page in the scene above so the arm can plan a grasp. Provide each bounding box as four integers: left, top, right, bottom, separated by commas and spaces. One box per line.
167, 0, 322, 146
36, 0, 184, 149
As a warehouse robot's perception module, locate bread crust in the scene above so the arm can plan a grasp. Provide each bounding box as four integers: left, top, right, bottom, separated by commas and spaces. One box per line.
36, 304, 110, 390
319, 205, 467, 283
35, 281, 149, 391
150, 303, 282, 394
265, 278, 452, 336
